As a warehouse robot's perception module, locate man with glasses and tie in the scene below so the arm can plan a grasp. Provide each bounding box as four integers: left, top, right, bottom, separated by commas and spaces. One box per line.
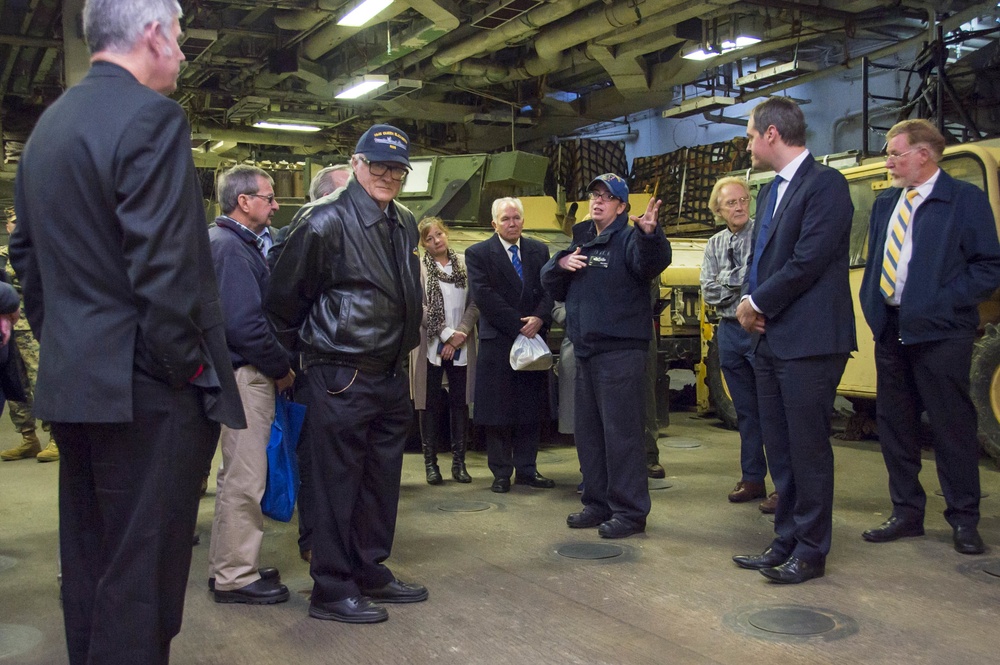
732, 97, 855, 584
265, 124, 427, 623
859, 119, 1000, 556
701, 177, 777, 514
542, 174, 671, 539
466, 197, 556, 493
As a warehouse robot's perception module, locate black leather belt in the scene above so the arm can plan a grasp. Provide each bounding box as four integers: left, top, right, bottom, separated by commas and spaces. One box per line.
302, 352, 400, 376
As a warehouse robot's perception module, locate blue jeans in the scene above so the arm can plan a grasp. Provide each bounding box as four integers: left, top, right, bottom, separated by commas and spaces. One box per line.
717, 318, 767, 484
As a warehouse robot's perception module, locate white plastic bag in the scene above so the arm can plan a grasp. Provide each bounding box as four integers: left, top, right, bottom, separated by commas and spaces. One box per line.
509, 334, 553, 371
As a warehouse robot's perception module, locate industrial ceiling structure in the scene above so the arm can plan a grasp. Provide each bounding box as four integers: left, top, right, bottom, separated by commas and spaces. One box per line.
1, 0, 999, 174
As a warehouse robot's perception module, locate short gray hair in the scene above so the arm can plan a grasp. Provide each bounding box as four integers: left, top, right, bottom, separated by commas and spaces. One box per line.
491, 196, 524, 221
218, 165, 272, 215
308, 164, 352, 201
83, 0, 182, 55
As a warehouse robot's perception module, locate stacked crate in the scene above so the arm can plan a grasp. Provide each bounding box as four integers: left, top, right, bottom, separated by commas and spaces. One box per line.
631, 137, 750, 237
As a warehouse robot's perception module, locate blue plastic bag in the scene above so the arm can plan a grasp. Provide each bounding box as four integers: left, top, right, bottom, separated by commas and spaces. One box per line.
261, 393, 307, 522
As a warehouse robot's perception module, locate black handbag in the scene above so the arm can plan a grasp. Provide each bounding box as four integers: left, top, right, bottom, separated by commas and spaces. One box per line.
0, 336, 29, 403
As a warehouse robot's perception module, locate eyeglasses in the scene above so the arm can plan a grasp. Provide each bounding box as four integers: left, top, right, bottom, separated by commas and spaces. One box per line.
589, 191, 620, 202
884, 148, 918, 161
361, 156, 407, 181
246, 193, 276, 204
723, 196, 750, 209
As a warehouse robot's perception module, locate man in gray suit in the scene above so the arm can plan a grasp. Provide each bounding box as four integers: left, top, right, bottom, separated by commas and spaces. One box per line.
11, 1, 244, 662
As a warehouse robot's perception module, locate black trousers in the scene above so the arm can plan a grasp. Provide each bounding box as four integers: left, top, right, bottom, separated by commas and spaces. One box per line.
875, 308, 980, 527
55, 371, 218, 665
305, 364, 411, 605
293, 378, 314, 556
485, 423, 540, 480
424, 359, 467, 418
575, 349, 650, 526
754, 336, 847, 564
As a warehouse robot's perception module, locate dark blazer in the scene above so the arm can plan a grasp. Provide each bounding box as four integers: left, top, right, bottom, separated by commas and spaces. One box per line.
209, 216, 291, 379
745, 154, 857, 359
465, 234, 553, 425
10, 62, 244, 428
860, 169, 1000, 344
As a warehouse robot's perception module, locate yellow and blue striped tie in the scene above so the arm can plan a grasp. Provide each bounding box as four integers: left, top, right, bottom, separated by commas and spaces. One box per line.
880, 188, 918, 299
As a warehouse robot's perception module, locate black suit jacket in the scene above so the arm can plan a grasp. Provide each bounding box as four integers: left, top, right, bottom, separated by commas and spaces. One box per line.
11, 62, 244, 427
745, 153, 857, 360
465, 234, 553, 424
465, 234, 553, 342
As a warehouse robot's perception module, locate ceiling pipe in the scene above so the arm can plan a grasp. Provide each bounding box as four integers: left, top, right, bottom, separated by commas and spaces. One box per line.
431, 0, 600, 70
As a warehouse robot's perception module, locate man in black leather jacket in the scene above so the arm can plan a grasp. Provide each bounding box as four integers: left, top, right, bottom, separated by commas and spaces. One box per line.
265, 124, 426, 624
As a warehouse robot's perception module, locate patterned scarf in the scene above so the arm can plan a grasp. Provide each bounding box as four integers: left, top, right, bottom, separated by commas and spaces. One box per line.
424, 248, 467, 339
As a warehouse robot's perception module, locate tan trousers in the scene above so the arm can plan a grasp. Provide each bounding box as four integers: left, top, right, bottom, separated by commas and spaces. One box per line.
208, 365, 275, 590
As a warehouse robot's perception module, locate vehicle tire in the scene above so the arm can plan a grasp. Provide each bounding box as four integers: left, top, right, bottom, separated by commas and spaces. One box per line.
705, 332, 739, 430
970, 324, 1000, 466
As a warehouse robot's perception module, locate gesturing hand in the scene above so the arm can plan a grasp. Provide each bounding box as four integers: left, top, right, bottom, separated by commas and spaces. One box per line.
558, 247, 588, 272
630, 197, 662, 234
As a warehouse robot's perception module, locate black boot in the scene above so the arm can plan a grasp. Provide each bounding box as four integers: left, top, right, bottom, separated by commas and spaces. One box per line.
418, 411, 442, 485
450, 407, 471, 483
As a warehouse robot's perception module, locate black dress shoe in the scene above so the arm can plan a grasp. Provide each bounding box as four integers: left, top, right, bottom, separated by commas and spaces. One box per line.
515, 472, 555, 488
597, 517, 645, 539
567, 510, 609, 529
209, 566, 279, 591
213, 577, 289, 604
491, 477, 510, 493
732, 547, 786, 570
647, 463, 666, 479
359, 579, 428, 603
760, 556, 825, 584
309, 596, 388, 624
953, 525, 986, 555
862, 516, 924, 543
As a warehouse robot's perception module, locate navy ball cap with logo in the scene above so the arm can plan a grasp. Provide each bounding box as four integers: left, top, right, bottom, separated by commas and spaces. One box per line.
588, 173, 629, 203
355, 124, 411, 168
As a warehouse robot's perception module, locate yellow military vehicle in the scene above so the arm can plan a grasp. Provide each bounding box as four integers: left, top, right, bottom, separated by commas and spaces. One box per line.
697, 139, 1000, 464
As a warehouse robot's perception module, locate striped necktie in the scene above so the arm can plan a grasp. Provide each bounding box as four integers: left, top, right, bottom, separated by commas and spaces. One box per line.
880, 188, 918, 299
509, 245, 523, 280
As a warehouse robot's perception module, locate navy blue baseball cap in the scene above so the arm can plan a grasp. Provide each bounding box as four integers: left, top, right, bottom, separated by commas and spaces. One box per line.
588, 173, 629, 203
355, 124, 411, 168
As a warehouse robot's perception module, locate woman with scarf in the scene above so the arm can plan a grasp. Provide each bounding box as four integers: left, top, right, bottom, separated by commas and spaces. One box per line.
409, 218, 479, 485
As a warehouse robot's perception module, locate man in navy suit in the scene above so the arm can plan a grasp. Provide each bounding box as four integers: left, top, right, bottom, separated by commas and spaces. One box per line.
465, 197, 555, 493
11, 0, 245, 661
859, 119, 1000, 555
732, 97, 856, 584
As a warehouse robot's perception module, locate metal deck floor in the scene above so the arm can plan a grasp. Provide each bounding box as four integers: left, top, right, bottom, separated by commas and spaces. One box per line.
2, 411, 999, 664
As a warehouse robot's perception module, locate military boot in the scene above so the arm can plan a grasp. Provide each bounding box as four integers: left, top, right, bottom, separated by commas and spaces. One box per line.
450, 408, 471, 483
418, 411, 442, 485
36, 438, 60, 463
1, 430, 42, 461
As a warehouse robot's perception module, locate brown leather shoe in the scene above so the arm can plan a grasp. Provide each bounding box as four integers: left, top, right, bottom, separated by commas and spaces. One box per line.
758, 492, 778, 514
728, 481, 766, 503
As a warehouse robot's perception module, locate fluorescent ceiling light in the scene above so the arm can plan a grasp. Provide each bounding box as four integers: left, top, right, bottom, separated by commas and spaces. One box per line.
338, 0, 394, 27
253, 121, 322, 132
682, 35, 762, 60
335, 75, 388, 99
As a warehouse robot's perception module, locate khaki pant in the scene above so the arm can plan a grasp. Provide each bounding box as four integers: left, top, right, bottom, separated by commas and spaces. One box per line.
208, 365, 275, 590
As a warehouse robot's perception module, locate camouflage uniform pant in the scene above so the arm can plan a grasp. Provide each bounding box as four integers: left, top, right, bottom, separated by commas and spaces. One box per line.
6, 329, 48, 434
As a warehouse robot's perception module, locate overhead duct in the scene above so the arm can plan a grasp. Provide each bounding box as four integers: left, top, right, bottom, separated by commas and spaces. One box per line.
432, 0, 599, 70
